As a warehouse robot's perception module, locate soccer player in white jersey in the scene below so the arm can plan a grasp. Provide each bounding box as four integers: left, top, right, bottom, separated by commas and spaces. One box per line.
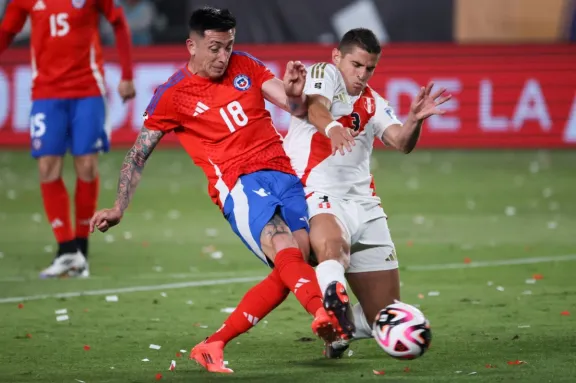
283, 28, 451, 356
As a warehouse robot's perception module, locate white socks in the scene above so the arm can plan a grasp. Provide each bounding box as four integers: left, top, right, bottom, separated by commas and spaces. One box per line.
351, 302, 373, 339
315, 259, 347, 295
316, 260, 373, 341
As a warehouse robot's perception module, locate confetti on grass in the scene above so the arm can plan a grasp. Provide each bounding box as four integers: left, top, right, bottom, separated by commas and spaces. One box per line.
142, 358, 150, 362
561, 311, 570, 316
220, 307, 236, 314
55, 309, 67, 315
105, 295, 118, 302
373, 370, 385, 375
168, 360, 176, 371
149, 344, 161, 350
507, 360, 526, 365
17, 303, 23, 309
56, 315, 69, 322
83, 345, 90, 351
155, 373, 162, 380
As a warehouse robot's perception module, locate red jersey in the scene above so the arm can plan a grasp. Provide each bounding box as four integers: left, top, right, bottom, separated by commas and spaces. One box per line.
143, 52, 296, 208
0, 0, 133, 100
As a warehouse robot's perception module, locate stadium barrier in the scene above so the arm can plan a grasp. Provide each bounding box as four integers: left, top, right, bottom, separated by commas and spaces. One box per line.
1, 44, 575, 148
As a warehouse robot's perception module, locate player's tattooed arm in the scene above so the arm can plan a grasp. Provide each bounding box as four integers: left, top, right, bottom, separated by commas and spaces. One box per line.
114, 127, 164, 213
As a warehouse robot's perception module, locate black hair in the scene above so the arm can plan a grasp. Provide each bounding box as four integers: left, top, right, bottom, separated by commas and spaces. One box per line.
188, 6, 236, 36
338, 28, 381, 55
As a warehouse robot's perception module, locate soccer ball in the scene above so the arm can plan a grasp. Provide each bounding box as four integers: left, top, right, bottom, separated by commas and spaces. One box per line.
373, 301, 431, 359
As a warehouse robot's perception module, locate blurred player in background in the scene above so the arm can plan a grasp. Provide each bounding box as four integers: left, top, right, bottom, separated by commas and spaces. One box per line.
284, 28, 451, 356
0, 0, 136, 278
90, 7, 342, 373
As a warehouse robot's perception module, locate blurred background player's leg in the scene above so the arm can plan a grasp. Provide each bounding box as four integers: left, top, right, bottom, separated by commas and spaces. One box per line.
68, 96, 109, 277
32, 99, 87, 278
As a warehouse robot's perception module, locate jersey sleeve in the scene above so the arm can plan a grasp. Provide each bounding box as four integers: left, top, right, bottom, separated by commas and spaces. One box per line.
233, 52, 274, 88
303, 62, 338, 101
96, 0, 124, 23
372, 93, 402, 141
0, 0, 28, 34
143, 86, 180, 132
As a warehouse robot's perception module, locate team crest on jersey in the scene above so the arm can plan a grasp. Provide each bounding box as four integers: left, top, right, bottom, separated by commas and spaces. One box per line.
363, 97, 375, 114
72, 0, 86, 8
233, 74, 251, 91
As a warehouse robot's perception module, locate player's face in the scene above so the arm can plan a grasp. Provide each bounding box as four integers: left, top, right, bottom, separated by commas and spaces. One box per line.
333, 46, 380, 96
187, 29, 235, 79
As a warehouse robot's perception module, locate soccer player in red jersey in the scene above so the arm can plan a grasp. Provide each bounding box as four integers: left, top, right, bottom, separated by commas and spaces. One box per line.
0, 0, 136, 278
90, 7, 341, 373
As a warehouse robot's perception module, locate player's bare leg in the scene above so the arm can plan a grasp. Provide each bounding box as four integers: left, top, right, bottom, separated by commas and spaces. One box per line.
260, 214, 340, 342
309, 213, 355, 340
325, 247, 400, 358
38, 156, 86, 278
71, 154, 100, 277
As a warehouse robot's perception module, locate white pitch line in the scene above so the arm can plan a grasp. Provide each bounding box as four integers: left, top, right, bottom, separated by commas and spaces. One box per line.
1, 254, 576, 304
0, 276, 265, 304
406, 254, 576, 271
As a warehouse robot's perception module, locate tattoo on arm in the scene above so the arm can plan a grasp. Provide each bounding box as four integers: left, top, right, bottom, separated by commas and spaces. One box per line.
262, 214, 291, 240
115, 127, 164, 212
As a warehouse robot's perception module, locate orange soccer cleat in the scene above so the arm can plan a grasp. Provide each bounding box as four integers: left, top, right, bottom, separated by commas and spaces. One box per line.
311, 307, 341, 343
190, 340, 233, 374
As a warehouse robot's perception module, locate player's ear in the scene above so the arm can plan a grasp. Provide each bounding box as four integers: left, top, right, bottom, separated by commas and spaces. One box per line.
332, 48, 342, 65
186, 38, 196, 56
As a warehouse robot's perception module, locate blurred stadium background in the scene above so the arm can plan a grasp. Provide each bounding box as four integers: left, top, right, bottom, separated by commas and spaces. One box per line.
1, 1, 575, 382
1, 0, 576, 146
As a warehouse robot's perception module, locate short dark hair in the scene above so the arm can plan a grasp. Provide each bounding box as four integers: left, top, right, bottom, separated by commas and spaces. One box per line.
189, 6, 236, 36
338, 28, 381, 55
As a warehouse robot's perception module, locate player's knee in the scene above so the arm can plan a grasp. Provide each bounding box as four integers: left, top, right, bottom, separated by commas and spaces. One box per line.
37, 156, 63, 182
314, 236, 350, 269
74, 155, 99, 181
260, 214, 299, 256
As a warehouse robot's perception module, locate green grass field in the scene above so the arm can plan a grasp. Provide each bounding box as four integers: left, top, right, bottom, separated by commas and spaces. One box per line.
0, 149, 575, 383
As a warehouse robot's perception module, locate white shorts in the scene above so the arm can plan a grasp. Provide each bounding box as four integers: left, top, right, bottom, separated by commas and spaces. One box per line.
307, 192, 398, 273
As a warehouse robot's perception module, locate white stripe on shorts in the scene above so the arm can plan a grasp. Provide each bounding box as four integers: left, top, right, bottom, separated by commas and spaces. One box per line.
230, 179, 268, 264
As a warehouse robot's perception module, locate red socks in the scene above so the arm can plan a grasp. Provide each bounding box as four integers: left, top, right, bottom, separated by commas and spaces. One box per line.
273, 247, 324, 316
75, 177, 99, 239
41, 177, 99, 256
206, 268, 289, 345
205, 248, 325, 345
41, 179, 74, 245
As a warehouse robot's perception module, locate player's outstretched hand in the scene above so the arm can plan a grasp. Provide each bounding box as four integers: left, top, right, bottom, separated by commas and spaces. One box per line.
118, 80, 136, 103
410, 82, 452, 121
328, 124, 358, 156
90, 207, 123, 233
283, 60, 307, 97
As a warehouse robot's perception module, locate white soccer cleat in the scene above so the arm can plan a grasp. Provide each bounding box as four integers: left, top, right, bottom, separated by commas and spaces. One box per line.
39, 251, 88, 278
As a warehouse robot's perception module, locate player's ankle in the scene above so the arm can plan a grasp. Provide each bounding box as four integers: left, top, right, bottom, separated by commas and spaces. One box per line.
75, 237, 88, 257
316, 259, 347, 294
58, 240, 78, 255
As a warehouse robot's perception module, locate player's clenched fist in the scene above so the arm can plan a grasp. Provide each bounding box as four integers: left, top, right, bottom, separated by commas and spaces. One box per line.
118, 80, 136, 103
326, 122, 358, 156
90, 207, 123, 233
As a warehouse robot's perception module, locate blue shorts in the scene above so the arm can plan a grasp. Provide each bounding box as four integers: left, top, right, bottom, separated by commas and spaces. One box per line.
223, 170, 310, 267
29, 96, 109, 158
